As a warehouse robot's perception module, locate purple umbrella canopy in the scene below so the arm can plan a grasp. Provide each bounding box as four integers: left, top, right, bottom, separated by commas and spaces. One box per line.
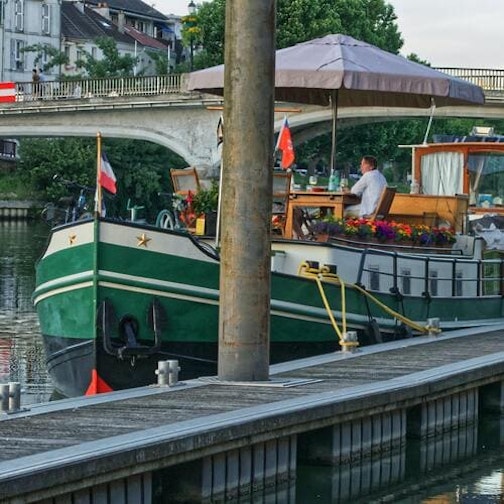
187, 34, 485, 108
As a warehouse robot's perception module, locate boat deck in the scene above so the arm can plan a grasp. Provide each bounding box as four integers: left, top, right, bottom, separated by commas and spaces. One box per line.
2, 324, 504, 501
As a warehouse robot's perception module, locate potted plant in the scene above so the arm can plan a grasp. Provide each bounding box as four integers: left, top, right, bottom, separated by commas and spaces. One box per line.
192, 180, 219, 235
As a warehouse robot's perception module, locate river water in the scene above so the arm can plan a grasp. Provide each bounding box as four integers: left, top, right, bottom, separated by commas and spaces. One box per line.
2, 220, 504, 503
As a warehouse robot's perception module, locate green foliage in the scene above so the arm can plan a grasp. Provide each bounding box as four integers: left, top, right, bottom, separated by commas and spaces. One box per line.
76, 37, 136, 77
189, 0, 402, 69
145, 49, 169, 75
21, 43, 69, 73
16, 137, 187, 221
192, 180, 219, 214
18, 138, 96, 201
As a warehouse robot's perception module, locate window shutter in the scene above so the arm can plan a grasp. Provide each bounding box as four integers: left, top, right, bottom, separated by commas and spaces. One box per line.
42, 4, 50, 35
10, 39, 15, 70
14, 0, 24, 32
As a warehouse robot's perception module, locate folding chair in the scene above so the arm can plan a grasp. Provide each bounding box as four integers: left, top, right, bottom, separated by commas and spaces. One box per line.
368, 186, 397, 221
170, 167, 201, 196
271, 171, 292, 236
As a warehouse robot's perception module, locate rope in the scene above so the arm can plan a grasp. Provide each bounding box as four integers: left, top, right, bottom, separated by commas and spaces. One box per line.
297, 262, 358, 349
297, 262, 441, 340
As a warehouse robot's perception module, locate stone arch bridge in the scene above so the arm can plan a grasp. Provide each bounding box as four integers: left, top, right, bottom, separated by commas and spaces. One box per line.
1, 72, 504, 179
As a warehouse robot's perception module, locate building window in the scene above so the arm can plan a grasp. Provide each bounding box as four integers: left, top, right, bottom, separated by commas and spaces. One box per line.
11, 39, 24, 70
136, 20, 144, 32
41, 3, 50, 34
14, 0, 24, 32
91, 47, 97, 59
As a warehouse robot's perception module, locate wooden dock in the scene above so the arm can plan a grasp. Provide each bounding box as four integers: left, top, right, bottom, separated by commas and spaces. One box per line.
2, 324, 504, 503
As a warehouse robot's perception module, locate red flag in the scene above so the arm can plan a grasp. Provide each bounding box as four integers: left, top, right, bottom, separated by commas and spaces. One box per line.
99, 152, 117, 194
276, 117, 295, 169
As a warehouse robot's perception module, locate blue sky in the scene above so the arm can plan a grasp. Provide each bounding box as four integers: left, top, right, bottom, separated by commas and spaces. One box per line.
158, 0, 504, 69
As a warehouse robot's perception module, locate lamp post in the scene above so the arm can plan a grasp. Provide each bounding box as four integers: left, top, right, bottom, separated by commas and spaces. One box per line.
188, 0, 196, 71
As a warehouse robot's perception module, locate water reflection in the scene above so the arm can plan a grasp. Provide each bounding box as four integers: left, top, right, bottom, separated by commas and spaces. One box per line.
0, 220, 53, 404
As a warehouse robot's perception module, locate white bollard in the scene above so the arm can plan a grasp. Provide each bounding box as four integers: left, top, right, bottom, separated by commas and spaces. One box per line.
341, 331, 359, 352
155, 360, 181, 386
0, 382, 21, 413
426, 317, 441, 336
0, 384, 9, 412
9, 382, 21, 412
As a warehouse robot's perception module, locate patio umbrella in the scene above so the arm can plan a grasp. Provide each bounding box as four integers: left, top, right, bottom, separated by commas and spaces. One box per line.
187, 34, 485, 171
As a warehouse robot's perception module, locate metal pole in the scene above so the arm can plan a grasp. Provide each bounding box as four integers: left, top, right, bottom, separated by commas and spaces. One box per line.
218, 0, 275, 381
190, 37, 194, 71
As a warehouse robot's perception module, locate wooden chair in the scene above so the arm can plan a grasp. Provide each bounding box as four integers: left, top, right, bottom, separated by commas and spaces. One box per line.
271, 171, 292, 236
368, 186, 397, 221
170, 167, 200, 196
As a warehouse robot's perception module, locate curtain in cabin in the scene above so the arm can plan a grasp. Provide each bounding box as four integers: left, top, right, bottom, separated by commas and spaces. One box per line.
421, 151, 463, 196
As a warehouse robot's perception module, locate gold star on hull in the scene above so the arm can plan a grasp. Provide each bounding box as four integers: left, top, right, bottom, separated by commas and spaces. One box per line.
137, 233, 151, 247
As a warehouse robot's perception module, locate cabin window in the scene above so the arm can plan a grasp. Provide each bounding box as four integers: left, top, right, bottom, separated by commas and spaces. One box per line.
455, 270, 463, 296
368, 265, 380, 291
401, 268, 411, 295
468, 152, 504, 207
429, 270, 438, 297
421, 152, 463, 196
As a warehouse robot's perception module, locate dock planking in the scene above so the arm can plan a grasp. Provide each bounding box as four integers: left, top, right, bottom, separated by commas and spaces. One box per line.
1, 324, 504, 501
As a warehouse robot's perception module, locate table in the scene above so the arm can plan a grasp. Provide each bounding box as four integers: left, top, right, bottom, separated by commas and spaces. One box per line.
284, 191, 360, 239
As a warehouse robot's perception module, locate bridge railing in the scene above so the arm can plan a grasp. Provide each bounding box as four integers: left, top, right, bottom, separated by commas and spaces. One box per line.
10, 69, 504, 104
434, 68, 504, 91
15, 74, 184, 102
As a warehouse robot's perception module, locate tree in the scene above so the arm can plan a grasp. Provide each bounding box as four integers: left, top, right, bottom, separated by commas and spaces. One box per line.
17, 137, 187, 221
76, 37, 136, 78
187, 0, 403, 69
21, 43, 69, 73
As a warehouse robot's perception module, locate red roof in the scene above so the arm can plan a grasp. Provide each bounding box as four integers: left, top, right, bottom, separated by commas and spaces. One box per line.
124, 25, 167, 50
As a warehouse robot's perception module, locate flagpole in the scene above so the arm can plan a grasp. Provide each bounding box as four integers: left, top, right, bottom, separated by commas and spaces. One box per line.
96, 132, 102, 217
92, 132, 102, 367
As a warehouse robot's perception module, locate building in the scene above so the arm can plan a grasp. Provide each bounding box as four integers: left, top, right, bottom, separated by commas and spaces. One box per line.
60, 0, 184, 77
0, 0, 61, 84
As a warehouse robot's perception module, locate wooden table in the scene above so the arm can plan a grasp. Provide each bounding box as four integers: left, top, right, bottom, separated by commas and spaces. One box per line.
284, 191, 360, 239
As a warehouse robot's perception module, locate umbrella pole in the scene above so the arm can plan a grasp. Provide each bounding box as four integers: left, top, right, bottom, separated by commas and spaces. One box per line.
422, 98, 436, 145
330, 90, 338, 175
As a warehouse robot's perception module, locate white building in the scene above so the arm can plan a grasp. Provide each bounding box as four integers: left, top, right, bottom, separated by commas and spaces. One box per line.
0, 0, 61, 84
61, 0, 182, 77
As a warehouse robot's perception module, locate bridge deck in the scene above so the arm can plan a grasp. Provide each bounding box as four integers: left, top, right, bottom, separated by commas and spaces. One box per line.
1, 325, 504, 499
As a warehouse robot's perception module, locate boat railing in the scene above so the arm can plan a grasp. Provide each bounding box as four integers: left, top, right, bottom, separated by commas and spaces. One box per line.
356, 248, 504, 297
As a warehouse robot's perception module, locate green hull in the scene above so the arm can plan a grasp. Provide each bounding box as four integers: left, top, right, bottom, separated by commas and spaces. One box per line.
33, 219, 504, 397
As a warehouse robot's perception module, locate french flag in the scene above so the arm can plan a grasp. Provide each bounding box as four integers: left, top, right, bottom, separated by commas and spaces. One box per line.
276, 116, 295, 169
99, 152, 117, 194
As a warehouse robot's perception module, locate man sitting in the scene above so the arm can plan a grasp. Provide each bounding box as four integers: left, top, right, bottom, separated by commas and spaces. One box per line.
344, 155, 387, 218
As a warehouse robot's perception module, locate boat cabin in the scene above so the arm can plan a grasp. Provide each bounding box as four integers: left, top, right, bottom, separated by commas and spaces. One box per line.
407, 130, 504, 228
